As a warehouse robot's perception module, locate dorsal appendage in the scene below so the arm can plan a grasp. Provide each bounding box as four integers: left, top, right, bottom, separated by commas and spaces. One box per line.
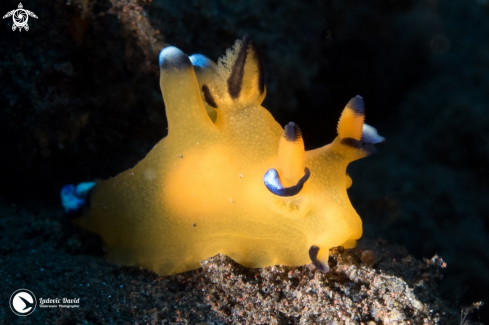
264, 122, 310, 197
159, 35, 268, 132
208, 35, 266, 108
158, 46, 217, 137
335, 95, 385, 160
278, 122, 306, 186
337, 95, 365, 140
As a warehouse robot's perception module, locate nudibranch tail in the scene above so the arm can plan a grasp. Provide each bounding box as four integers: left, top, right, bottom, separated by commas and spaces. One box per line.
159, 46, 216, 135
60, 182, 96, 214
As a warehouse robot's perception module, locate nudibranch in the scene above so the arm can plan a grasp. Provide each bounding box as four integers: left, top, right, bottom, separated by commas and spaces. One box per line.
71, 36, 385, 276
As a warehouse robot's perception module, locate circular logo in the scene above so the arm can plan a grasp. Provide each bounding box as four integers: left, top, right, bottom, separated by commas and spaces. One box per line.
14, 10, 27, 25
10, 289, 37, 316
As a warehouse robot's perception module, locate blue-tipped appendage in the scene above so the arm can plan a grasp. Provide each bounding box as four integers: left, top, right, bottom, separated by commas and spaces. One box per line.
263, 168, 310, 197
60, 182, 96, 213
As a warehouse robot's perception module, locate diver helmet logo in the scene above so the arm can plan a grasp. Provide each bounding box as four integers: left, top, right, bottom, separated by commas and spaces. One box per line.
2, 3, 38, 32
10, 289, 37, 316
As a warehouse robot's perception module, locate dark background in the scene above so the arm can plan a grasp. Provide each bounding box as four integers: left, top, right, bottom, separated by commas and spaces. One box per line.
1, 0, 488, 321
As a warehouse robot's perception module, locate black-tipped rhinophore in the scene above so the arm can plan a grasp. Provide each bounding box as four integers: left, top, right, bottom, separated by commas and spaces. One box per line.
202, 84, 218, 108
249, 40, 265, 95
309, 246, 329, 273
347, 95, 365, 115
159, 46, 192, 70
263, 168, 310, 197
227, 35, 250, 99
284, 122, 302, 142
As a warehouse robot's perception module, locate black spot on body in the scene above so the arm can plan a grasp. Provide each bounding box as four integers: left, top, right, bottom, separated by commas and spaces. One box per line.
284, 122, 302, 142
202, 84, 218, 108
227, 35, 250, 99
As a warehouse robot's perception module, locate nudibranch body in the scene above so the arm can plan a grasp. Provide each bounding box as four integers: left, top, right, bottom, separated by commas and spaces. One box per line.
75, 36, 384, 276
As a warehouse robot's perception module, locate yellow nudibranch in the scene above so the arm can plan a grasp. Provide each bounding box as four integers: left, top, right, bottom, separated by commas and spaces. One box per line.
75, 36, 385, 276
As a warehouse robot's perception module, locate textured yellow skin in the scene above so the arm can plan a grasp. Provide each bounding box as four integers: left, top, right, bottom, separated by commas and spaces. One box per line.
76, 39, 379, 276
